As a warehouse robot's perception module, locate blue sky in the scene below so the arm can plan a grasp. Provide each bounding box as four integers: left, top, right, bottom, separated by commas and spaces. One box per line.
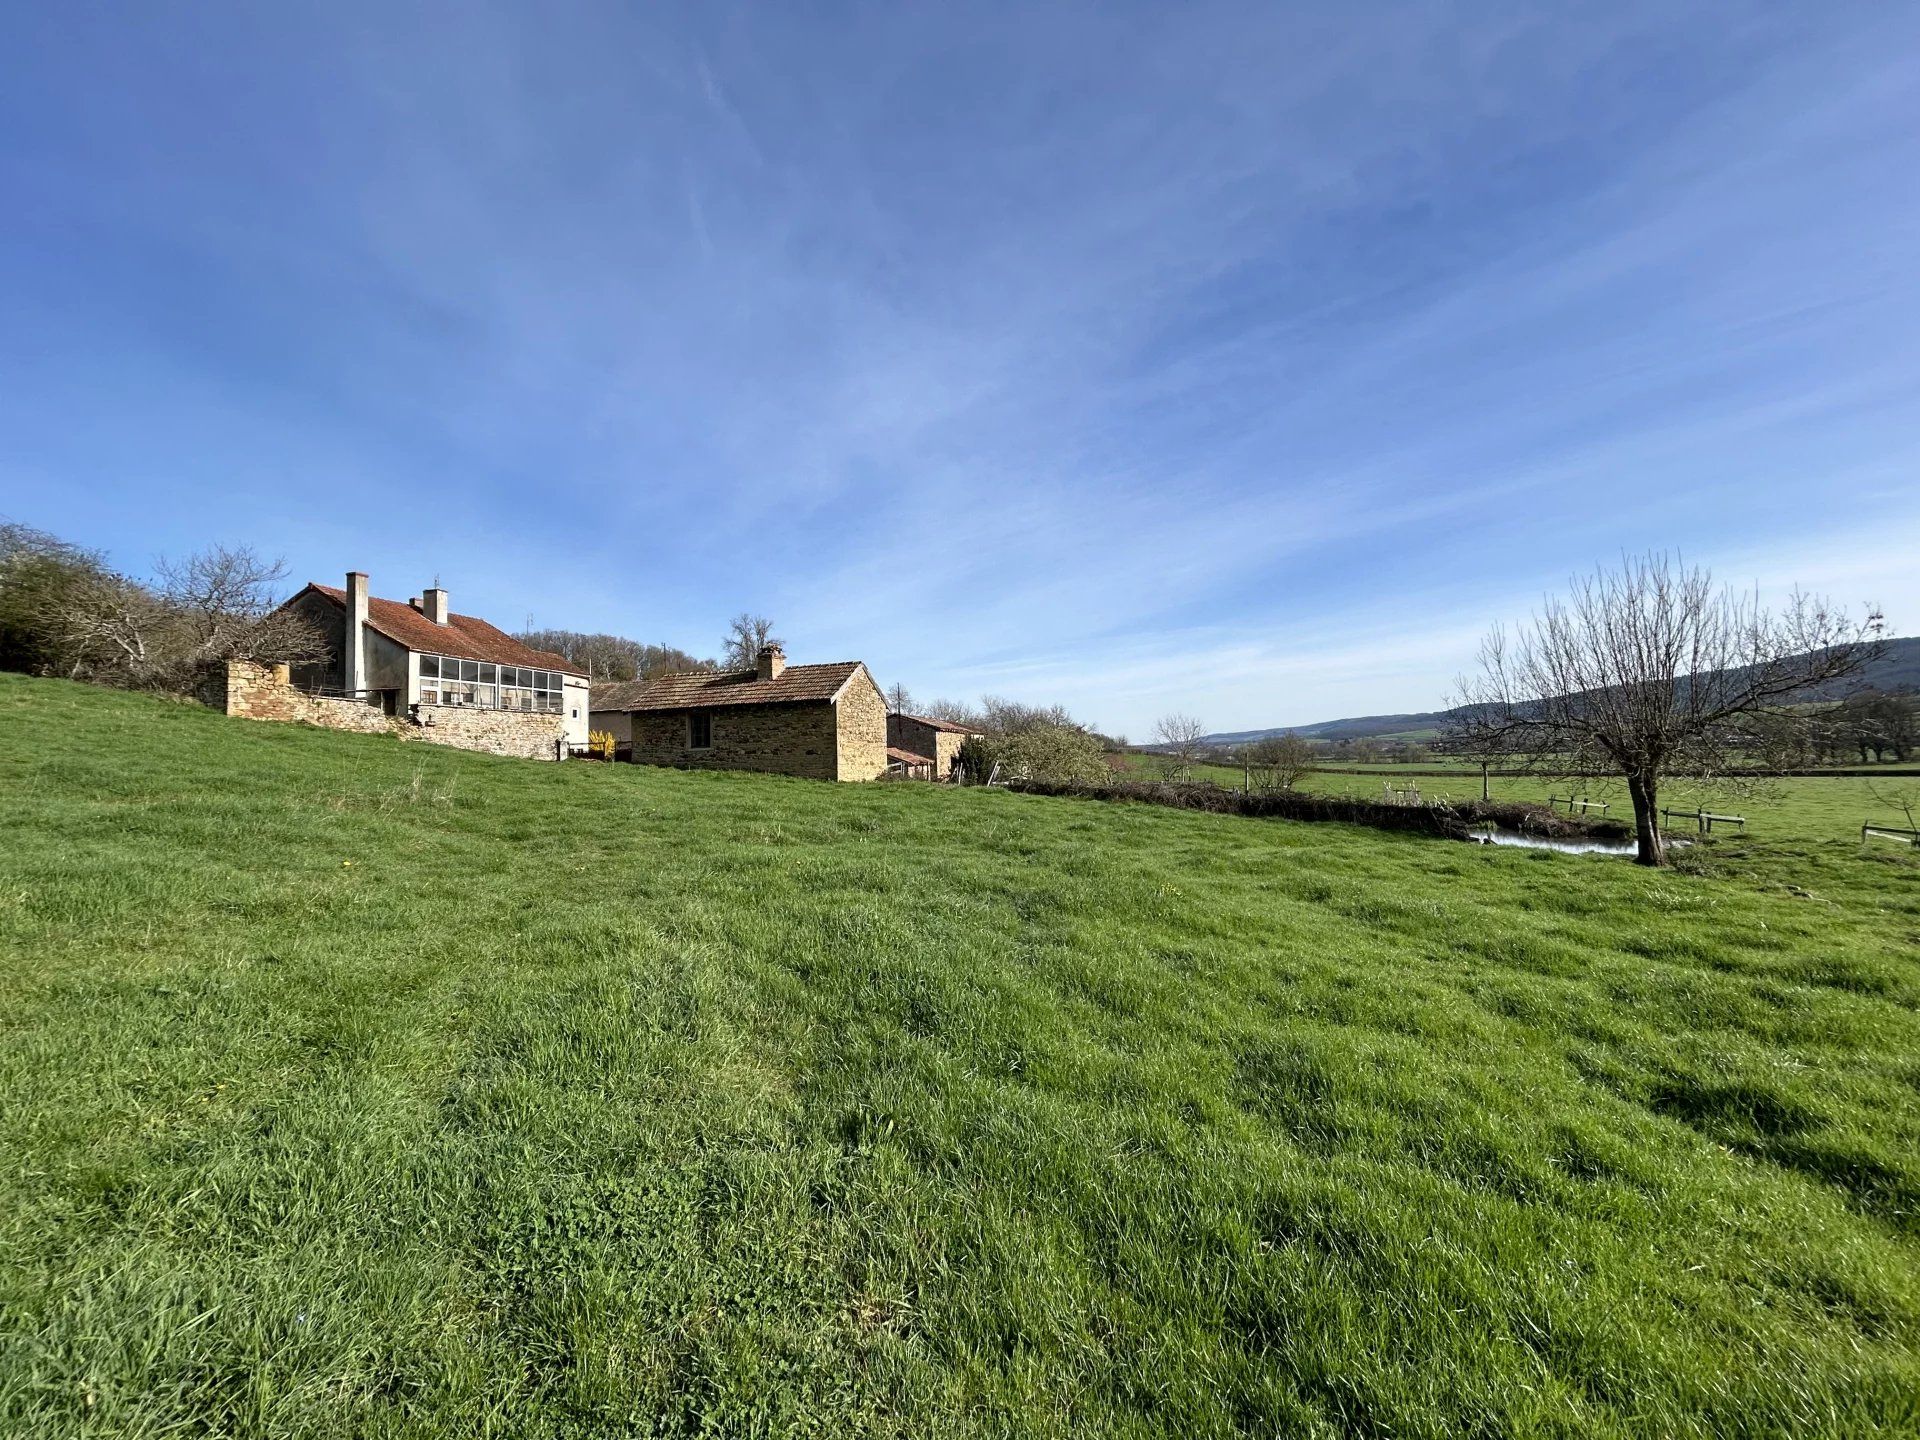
3, 2, 1916, 737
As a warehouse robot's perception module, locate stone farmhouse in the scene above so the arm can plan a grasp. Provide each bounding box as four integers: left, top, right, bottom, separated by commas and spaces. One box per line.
886, 711, 981, 780
590, 645, 888, 781
208, 571, 591, 761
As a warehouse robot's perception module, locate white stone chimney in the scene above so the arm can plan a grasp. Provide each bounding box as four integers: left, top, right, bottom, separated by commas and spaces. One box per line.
344, 571, 369, 696
423, 586, 449, 625
756, 644, 786, 681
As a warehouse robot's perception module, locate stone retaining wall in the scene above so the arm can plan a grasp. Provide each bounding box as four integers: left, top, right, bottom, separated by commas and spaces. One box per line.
214, 661, 566, 761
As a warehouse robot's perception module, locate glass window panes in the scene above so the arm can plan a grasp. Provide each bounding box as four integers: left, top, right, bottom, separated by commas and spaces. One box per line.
416, 652, 572, 712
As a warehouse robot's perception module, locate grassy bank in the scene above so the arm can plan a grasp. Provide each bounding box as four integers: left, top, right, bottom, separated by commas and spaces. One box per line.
3, 675, 1919, 1436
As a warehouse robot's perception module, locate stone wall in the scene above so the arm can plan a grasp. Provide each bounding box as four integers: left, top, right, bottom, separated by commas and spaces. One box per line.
219, 661, 394, 734
836, 670, 889, 782
215, 661, 565, 761
409, 702, 567, 761
933, 729, 967, 778
630, 703, 839, 780
887, 714, 973, 780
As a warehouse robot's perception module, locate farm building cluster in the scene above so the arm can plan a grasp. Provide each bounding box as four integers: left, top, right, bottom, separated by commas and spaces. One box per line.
209, 569, 977, 781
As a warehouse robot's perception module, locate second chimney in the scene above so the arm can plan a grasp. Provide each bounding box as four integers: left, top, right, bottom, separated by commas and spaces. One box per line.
423, 586, 449, 625
756, 644, 786, 681
344, 571, 370, 697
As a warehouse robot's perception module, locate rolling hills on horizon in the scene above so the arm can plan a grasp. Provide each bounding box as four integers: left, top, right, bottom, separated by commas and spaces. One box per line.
1204, 635, 1920, 747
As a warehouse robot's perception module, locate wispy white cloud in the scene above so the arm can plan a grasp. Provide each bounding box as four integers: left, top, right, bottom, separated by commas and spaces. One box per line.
1, 3, 1916, 733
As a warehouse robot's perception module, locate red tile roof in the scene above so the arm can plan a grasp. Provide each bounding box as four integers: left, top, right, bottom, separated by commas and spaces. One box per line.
886, 745, 933, 765
598, 661, 867, 711
302, 584, 581, 673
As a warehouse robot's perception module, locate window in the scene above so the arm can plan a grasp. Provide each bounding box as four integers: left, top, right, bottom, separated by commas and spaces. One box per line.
688, 712, 713, 749
415, 653, 566, 712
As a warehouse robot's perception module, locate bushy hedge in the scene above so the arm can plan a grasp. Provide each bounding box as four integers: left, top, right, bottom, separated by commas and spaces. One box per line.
956, 724, 1110, 786
1002, 777, 1632, 842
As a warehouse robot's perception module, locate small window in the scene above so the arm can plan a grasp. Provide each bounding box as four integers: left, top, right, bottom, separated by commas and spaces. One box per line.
479, 663, 496, 684
460, 659, 479, 682
688, 712, 713, 749
420, 654, 439, 679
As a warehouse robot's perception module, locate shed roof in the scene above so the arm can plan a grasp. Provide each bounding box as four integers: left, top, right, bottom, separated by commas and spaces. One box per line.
588, 679, 655, 713
597, 661, 867, 712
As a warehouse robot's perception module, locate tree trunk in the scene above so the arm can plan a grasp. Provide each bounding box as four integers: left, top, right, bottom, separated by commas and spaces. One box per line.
1627, 773, 1665, 867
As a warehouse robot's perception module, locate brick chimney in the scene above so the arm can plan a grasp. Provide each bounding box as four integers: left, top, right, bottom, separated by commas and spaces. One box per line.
344, 571, 369, 696
422, 586, 449, 625
756, 643, 786, 681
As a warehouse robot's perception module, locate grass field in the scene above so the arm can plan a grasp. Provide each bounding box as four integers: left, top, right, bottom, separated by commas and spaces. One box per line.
1123, 756, 1920, 843
4, 675, 1920, 1437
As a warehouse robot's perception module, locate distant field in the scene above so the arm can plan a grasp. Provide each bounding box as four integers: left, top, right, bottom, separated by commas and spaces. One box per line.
1298, 772, 1916, 845
5, 675, 1920, 1437
1120, 755, 1920, 843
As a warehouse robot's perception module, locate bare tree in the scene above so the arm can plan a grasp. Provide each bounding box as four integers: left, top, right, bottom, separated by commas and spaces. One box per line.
1451, 553, 1883, 866
1152, 713, 1207, 781
153, 545, 326, 678
722, 613, 781, 670
1868, 773, 1920, 839
1244, 731, 1315, 792
28, 541, 324, 690
886, 681, 914, 715
31, 564, 169, 683
920, 697, 979, 726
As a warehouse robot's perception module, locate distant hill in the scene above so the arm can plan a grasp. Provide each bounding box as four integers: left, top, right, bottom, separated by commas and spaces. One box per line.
1205, 635, 1920, 747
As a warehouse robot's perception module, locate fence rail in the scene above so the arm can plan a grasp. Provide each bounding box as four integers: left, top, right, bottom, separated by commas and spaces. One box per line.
1548, 796, 1610, 815
1861, 823, 1920, 847
1662, 807, 1745, 834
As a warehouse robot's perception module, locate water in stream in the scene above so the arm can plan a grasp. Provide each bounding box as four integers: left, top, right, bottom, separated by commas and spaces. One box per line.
1467, 828, 1646, 856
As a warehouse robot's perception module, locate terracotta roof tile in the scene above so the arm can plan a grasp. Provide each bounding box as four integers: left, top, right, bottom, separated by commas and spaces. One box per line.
304, 584, 581, 673
600, 662, 866, 711
886, 746, 933, 765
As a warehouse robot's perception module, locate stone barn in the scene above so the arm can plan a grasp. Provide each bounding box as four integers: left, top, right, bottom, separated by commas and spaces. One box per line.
594, 646, 888, 782
886, 711, 982, 780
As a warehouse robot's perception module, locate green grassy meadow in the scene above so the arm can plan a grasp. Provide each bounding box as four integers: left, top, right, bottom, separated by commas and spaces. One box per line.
1122, 756, 1920, 843
4, 675, 1920, 1437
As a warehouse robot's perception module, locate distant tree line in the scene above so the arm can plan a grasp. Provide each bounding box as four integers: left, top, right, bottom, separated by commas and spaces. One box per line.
513, 628, 712, 682
1811, 691, 1915, 764
0, 520, 325, 692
